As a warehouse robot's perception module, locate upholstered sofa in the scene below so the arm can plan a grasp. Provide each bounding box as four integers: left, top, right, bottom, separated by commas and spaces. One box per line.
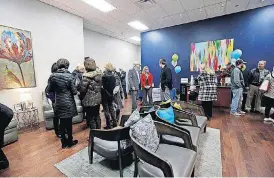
42, 92, 83, 130
4, 118, 19, 146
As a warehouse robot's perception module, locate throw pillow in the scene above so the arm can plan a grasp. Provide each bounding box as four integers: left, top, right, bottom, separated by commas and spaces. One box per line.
131, 114, 159, 153
156, 106, 175, 124
124, 109, 142, 127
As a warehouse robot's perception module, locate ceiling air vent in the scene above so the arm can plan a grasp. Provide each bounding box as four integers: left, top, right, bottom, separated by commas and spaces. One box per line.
134, 0, 157, 10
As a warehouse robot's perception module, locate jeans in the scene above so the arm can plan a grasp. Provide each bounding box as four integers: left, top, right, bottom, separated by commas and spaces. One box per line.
131, 90, 139, 112
142, 88, 153, 105
102, 99, 116, 128
231, 88, 243, 113
161, 87, 171, 101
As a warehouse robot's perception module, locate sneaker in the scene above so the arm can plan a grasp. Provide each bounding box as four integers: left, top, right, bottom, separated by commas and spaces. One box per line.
238, 111, 246, 115
264, 118, 274, 122
230, 112, 241, 116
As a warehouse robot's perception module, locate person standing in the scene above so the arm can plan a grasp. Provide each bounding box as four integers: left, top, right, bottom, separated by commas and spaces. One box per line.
102, 63, 117, 129
261, 68, 274, 122
46, 58, 78, 148
246, 61, 270, 112
197, 65, 217, 120
113, 67, 124, 121
230, 59, 246, 116
159, 59, 173, 101
141, 66, 154, 106
45, 62, 60, 137
128, 61, 140, 112
79, 58, 102, 129
120, 69, 127, 99
0, 103, 13, 170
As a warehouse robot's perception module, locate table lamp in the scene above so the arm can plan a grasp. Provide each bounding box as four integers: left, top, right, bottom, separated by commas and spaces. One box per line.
19, 92, 32, 110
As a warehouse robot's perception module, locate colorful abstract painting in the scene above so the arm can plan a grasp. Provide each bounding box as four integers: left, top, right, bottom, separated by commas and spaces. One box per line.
0, 25, 36, 89
190, 39, 234, 72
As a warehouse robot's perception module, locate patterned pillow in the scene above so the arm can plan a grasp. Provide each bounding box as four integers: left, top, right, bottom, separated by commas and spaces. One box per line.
156, 107, 175, 124
131, 114, 159, 153
124, 109, 142, 127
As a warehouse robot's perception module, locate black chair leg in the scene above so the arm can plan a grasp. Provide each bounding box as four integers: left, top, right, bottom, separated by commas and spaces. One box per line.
191, 167, 195, 177
88, 130, 94, 164
133, 152, 138, 177
204, 125, 207, 133
118, 140, 123, 177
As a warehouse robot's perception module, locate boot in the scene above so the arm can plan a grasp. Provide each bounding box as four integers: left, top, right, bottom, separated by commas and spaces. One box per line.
67, 140, 78, 148
0, 149, 9, 170
61, 138, 68, 149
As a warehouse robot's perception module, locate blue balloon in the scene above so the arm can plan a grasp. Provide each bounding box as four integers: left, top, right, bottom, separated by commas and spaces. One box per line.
175, 66, 181, 74
231, 49, 242, 59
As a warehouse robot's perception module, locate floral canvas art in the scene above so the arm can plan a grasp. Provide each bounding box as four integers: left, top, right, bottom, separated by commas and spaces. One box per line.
190, 39, 234, 72
0, 25, 36, 89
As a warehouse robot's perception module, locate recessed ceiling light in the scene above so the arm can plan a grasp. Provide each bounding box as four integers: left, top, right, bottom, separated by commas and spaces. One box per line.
81, 0, 116, 13
128, 21, 149, 31
130, 36, 141, 42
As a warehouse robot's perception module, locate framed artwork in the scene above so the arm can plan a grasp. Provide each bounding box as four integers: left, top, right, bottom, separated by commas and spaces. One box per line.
0, 25, 36, 89
190, 38, 234, 71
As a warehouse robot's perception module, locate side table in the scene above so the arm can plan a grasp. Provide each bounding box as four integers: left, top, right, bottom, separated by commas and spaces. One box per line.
14, 108, 40, 131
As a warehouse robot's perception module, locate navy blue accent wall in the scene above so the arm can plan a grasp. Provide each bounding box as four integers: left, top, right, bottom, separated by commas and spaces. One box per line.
141, 5, 274, 88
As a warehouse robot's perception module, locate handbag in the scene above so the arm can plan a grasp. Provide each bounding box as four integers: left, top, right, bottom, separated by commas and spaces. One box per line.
259, 80, 270, 92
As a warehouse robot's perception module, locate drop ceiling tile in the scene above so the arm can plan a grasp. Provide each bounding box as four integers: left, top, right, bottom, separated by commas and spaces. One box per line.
154, 0, 170, 4
203, 0, 226, 6
63, 0, 91, 14
170, 12, 189, 25
155, 16, 175, 27
205, 2, 226, 18
144, 5, 168, 18
108, 9, 135, 23
51, 0, 70, 4
107, 0, 140, 15
225, 0, 249, 14
180, 0, 204, 11
58, 4, 85, 17
134, 0, 157, 10
160, 0, 185, 15
247, 0, 274, 10
39, 0, 62, 8
187, 7, 207, 22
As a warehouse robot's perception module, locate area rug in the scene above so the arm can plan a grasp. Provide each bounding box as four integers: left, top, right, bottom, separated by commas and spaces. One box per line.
55, 127, 222, 177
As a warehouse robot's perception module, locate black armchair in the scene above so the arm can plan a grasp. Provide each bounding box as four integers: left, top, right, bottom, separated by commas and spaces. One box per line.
88, 126, 133, 177
130, 121, 197, 177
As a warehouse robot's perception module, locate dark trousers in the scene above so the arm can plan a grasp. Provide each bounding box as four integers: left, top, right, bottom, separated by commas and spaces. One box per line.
102, 99, 116, 128
59, 118, 73, 141
122, 85, 127, 99
85, 105, 101, 129
201, 101, 213, 119
263, 96, 274, 118
52, 104, 59, 135
0, 116, 12, 169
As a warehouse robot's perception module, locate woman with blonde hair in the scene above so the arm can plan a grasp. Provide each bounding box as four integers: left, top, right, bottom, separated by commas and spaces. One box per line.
141, 66, 154, 105
101, 63, 117, 129
197, 64, 217, 120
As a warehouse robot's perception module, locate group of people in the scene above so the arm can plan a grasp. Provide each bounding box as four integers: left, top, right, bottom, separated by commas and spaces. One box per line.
196, 59, 274, 122
45, 57, 174, 149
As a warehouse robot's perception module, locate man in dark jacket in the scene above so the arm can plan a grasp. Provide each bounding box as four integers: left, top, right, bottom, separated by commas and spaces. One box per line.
159, 59, 172, 101
102, 63, 117, 129
79, 58, 102, 129
119, 69, 127, 99
46, 58, 78, 149
245, 61, 270, 112
0, 103, 13, 170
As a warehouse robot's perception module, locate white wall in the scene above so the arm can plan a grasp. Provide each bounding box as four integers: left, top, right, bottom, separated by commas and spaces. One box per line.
84, 29, 141, 78
0, 0, 84, 120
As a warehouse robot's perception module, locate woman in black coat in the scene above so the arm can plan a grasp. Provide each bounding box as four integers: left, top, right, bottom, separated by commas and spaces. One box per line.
0, 103, 13, 170
46, 58, 78, 149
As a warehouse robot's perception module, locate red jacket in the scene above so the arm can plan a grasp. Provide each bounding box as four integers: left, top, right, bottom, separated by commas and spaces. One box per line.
141, 73, 154, 88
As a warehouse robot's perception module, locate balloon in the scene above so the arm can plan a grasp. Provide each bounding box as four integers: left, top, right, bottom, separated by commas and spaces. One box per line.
175, 66, 181, 74
231, 58, 236, 66
172, 54, 179, 61
171, 60, 177, 67
231, 49, 242, 59
241, 64, 246, 71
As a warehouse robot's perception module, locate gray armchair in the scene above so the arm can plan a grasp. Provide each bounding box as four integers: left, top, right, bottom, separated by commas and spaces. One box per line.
3, 118, 18, 146
42, 92, 83, 129
130, 121, 196, 177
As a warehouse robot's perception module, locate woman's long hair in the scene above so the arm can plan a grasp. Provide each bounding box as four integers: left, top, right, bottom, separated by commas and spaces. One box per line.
142, 66, 149, 74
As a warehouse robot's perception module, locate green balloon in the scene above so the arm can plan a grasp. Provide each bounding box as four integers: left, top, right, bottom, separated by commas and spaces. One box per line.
172, 54, 179, 61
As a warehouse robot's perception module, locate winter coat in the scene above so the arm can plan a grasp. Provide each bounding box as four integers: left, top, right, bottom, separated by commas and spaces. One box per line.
248, 68, 270, 86
102, 70, 116, 102
197, 72, 217, 101
113, 71, 124, 109
79, 69, 102, 107
0, 103, 14, 121
46, 68, 78, 119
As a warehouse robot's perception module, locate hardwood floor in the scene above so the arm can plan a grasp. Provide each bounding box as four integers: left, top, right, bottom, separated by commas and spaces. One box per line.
1, 99, 274, 177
